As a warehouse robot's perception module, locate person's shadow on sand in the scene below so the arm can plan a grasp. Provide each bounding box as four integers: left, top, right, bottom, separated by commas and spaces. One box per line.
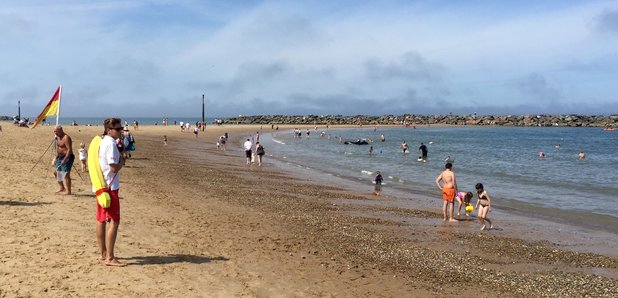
0, 200, 51, 206
125, 254, 228, 266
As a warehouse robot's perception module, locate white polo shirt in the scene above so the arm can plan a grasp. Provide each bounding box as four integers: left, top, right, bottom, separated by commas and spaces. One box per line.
99, 135, 121, 190
243, 140, 252, 151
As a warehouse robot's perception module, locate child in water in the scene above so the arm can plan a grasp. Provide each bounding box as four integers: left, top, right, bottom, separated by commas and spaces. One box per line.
455, 191, 474, 217
475, 183, 493, 230
373, 171, 383, 196
78, 143, 88, 172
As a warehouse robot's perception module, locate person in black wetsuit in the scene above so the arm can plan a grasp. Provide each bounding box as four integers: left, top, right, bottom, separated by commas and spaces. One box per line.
419, 142, 428, 160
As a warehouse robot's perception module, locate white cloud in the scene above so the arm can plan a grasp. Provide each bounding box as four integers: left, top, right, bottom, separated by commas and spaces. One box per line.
1, 0, 617, 117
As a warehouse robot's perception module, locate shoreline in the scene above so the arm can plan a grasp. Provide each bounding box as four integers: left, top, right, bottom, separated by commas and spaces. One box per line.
261, 130, 618, 258
1, 124, 617, 296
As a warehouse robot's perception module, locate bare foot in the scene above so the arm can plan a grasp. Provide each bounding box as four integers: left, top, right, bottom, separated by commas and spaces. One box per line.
105, 258, 127, 267
443, 218, 447, 222
448, 219, 459, 222
456, 213, 461, 216
55, 189, 66, 194
480, 225, 486, 230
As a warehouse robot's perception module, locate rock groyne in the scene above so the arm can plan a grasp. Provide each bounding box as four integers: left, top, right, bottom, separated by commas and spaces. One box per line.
224, 114, 618, 127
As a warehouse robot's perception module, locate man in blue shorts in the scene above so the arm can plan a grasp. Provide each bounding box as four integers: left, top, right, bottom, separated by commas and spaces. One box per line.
53, 125, 74, 195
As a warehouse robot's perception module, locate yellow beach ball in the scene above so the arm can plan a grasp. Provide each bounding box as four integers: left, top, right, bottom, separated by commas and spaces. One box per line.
465, 205, 474, 213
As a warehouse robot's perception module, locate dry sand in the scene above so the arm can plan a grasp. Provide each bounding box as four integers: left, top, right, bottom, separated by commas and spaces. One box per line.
1, 122, 617, 297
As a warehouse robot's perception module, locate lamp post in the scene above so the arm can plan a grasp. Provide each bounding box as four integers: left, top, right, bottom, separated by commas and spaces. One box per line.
201, 94, 205, 131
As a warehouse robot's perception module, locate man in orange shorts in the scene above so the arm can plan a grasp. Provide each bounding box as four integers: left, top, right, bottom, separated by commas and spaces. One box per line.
435, 163, 459, 222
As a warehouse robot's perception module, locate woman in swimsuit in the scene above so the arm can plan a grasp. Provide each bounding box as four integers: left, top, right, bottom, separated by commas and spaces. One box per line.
474, 183, 493, 230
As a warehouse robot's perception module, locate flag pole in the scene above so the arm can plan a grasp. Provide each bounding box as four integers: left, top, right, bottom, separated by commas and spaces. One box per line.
56, 85, 62, 126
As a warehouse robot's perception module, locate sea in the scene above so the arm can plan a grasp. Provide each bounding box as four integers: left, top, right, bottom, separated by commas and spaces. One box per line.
261, 126, 618, 233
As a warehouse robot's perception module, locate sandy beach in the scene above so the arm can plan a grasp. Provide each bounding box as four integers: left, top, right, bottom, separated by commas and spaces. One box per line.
1, 122, 617, 297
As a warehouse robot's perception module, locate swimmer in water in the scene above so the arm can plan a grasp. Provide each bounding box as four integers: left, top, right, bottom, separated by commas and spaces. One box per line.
539, 151, 545, 158
401, 141, 409, 153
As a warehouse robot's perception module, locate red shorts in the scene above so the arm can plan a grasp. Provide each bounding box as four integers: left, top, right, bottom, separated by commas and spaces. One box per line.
442, 187, 455, 203
96, 189, 120, 223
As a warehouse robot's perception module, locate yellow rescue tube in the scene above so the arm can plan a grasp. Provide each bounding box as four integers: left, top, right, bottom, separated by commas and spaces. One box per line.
87, 136, 111, 208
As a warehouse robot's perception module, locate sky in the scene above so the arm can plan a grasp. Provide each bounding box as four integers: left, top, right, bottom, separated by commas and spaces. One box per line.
1, 0, 617, 118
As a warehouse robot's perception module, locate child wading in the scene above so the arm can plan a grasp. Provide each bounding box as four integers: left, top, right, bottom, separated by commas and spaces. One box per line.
455, 191, 474, 217
373, 171, 383, 196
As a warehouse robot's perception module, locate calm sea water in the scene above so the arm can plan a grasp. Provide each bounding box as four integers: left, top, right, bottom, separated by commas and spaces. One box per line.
263, 126, 618, 232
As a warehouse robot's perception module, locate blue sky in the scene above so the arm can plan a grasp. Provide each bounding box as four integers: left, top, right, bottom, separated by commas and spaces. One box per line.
1, 0, 617, 117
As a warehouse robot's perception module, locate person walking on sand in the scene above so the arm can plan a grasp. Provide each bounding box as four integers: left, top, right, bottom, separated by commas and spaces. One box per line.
97, 118, 126, 267
78, 143, 88, 172
255, 142, 265, 166
53, 125, 74, 195
435, 163, 458, 222
474, 183, 493, 230
243, 138, 253, 165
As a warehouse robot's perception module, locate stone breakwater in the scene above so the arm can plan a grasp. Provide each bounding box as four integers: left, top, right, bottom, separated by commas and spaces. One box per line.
225, 114, 618, 127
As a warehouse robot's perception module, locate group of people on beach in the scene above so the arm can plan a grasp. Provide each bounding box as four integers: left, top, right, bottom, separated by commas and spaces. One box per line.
243, 134, 266, 166
372, 159, 493, 230
435, 163, 493, 230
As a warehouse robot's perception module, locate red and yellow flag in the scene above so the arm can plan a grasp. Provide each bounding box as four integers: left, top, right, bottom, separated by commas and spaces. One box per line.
31, 86, 61, 129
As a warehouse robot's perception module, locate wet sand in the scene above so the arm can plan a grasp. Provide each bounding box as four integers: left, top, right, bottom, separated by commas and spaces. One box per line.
1, 123, 617, 297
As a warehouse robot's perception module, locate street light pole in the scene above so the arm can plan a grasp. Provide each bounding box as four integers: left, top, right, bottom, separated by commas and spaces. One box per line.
202, 94, 205, 131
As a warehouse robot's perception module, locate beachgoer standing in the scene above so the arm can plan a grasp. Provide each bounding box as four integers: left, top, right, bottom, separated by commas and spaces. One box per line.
163, 135, 168, 145
78, 143, 88, 172
193, 126, 199, 138
435, 163, 458, 222
219, 135, 227, 151
53, 125, 74, 195
419, 142, 428, 160
401, 141, 408, 153
256, 142, 265, 166
474, 183, 493, 230
373, 171, 383, 196
380, 134, 385, 142
124, 131, 135, 158
243, 138, 253, 165
369, 146, 374, 155
97, 118, 126, 266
